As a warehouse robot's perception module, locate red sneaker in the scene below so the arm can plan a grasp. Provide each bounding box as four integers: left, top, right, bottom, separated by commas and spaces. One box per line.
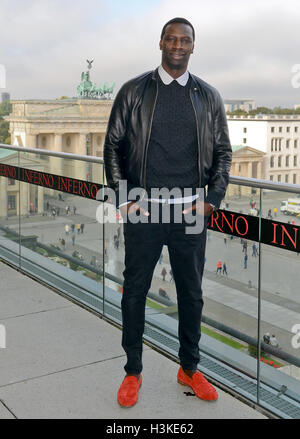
117, 375, 142, 407
177, 367, 218, 401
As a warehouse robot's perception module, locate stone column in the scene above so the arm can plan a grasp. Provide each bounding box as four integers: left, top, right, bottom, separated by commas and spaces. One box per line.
89, 133, 95, 156
96, 133, 105, 157
234, 162, 240, 176
74, 134, 88, 180
53, 134, 63, 152
77, 133, 87, 155
257, 161, 262, 179
25, 134, 37, 148
49, 134, 63, 175
244, 161, 253, 197
247, 161, 253, 178
89, 133, 102, 183
48, 134, 64, 197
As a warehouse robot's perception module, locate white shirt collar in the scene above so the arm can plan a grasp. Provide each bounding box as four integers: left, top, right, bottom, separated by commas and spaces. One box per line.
158, 65, 189, 86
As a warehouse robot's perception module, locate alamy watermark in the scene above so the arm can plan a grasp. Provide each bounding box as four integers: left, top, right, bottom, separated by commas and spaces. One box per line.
291, 324, 300, 349
0, 64, 6, 89
291, 65, 300, 89
0, 324, 6, 349
95, 182, 206, 234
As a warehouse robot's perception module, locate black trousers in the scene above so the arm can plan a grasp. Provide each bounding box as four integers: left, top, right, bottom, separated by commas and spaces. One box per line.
121, 203, 208, 375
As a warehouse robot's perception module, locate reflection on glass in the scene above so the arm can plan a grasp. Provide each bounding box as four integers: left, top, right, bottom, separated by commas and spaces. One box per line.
6, 151, 106, 314
2, 144, 300, 416
0, 148, 20, 267
259, 189, 300, 409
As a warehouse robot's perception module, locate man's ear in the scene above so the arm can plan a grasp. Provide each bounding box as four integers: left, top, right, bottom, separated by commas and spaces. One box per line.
159, 40, 162, 50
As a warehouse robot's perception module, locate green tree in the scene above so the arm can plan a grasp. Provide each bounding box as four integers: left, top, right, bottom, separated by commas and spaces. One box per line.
227, 105, 300, 117
0, 100, 12, 117
0, 101, 11, 144
227, 109, 248, 116
0, 119, 10, 143
255, 106, 272, 114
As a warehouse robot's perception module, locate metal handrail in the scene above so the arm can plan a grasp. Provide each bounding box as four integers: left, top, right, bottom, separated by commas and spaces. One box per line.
1, 143, 300, 193
0, 143, 104, 164
228, 175, 300, 194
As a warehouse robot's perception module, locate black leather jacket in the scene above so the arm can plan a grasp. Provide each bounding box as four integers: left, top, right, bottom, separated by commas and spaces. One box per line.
104, 68, 232, 208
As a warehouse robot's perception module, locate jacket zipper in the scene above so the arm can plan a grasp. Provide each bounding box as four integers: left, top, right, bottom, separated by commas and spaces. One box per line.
142, 80, 159, 189
190, 87, 201, 187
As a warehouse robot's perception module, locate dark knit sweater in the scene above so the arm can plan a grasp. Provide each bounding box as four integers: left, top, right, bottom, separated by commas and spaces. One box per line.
145, 75, 199, 193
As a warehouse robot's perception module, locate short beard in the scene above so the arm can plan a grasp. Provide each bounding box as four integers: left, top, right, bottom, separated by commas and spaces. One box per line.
163, 54, 189, 71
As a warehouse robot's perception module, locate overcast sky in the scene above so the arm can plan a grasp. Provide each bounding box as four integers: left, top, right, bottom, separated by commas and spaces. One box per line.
1, 0, 300, 107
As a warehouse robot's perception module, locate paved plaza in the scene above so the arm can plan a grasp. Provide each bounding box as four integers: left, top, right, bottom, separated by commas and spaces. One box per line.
0, 261, 267, 419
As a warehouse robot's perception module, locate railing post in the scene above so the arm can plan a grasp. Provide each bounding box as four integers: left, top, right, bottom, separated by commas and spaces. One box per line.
257, 188, 262, 404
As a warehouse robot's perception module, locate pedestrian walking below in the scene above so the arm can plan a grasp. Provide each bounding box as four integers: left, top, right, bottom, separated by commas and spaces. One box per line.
244, 254, 248, 269
222, 262, 228, 275
71, 224, 75, 233
81, 223, 85, 234
71, 234, 76, 246
216, 260, 222, 274
269, 334, 279, 347
73, 206, 77, 215
114, 234, 120, 249
52, 208, 56, 219
252, 243, 258, 257
77, 224, 81, 235
65, 224, 70, 236
61, 238, 66, 251
161, 267, 167, 281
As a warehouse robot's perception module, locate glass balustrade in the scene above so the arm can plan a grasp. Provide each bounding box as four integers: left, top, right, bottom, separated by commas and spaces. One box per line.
1, 144, 300, 418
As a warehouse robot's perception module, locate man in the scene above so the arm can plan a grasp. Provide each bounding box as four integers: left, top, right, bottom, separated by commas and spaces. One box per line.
104, 17, 232, 407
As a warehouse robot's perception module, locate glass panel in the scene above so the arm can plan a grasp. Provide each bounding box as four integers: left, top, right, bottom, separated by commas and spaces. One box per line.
0, 148, 20, 268
259, 188, 300, 414
2, 144, 300, 416
16, 151, 105, 315
102, 201, 124, 323
201, 182, 261, 401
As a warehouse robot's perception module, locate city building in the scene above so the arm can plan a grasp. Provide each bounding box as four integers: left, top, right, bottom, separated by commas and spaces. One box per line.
5, 98, 113, 182
0, 149, 44, 217
227, 115, 300, 184
228, 145, 265, 197
224, 99, 256, 113
5, 61, 114, 183
1, 92, 10, 103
